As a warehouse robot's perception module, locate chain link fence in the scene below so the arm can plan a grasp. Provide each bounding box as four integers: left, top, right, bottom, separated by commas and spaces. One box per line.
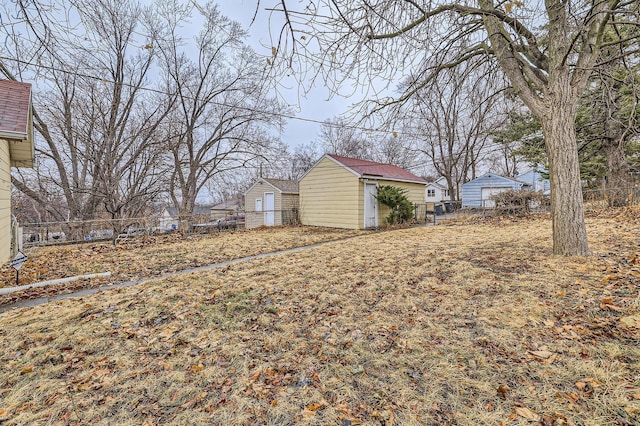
17, 209, 303, 248
19, 213, 246, 247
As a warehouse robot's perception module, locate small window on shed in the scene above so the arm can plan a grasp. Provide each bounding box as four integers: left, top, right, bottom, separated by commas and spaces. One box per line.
255, 198, 262, 212
427, 189, 436, 198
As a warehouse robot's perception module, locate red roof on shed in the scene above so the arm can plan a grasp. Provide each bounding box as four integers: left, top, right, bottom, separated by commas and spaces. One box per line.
327, 153, 426, 184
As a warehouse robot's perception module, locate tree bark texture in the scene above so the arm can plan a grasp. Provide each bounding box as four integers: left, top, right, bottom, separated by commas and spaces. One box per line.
541, 92, 590, 256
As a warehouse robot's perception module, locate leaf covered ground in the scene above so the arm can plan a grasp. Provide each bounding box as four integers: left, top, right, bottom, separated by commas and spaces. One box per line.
1, 213, 639, 425
0, 227, 365, 304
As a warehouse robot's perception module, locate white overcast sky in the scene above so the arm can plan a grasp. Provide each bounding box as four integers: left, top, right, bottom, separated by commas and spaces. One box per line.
215, 0, 358, 149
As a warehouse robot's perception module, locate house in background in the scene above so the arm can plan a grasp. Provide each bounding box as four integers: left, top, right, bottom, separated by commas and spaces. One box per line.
299, 153, 426, 229
461, 173, 531, 208
425, 176, 451, 201
0, 80, 34, 263
210, 197, 243, 220
244, 178, 299, 229
157, 204, 214, 231
518, 168, 550, 194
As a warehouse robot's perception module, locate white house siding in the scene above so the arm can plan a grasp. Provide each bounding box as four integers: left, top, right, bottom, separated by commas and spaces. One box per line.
426, 177, 452, 202
0, 139, 11, 262
461, 174, 525, 207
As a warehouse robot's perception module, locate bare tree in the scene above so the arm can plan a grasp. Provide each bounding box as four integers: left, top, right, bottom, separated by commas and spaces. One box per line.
154, 0, 286, 227
285, 143, 321, 180
375, 134, 416, 170
317, 117, 373, 159
318, 118, 417, 169
272, 0, 640, 255
403, 64, 505, 199
2, 0, 173, 239
74, 0, 174, 230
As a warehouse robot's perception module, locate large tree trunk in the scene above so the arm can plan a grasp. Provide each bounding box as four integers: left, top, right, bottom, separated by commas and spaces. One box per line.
542, 99, 590, 256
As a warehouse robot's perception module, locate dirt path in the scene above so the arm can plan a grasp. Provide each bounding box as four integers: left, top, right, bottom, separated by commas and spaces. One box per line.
0, 238, 348, 314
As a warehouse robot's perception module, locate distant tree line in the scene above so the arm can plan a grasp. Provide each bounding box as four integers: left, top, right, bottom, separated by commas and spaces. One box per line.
1, 0, 292, 234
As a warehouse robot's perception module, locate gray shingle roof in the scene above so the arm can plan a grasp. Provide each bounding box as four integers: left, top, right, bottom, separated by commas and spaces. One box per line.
263, 178, 299, 194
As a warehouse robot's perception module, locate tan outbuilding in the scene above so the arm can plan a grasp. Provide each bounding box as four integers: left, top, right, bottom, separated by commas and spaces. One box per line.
299, 154, 426, 229
0, 80, 34, 263
244, 178, 299, 228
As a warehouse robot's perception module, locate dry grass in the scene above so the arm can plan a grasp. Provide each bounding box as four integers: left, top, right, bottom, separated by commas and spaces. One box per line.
0, 226, 365, 302
1, 214, 639, 425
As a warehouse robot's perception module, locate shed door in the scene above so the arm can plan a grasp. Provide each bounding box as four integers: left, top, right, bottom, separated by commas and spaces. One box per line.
364, 183, 378, 228
264, 192, 275, 226
481, 187, 510, 208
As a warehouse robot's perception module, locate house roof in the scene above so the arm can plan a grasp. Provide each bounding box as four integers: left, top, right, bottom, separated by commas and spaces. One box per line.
0, 79, 32, 139
165, 205, 213, 217
426, 180, 447, 190
211, 198, 243, 211
262, 178, 299, 194
326, 154, 426, 184
462, 173, 531, 187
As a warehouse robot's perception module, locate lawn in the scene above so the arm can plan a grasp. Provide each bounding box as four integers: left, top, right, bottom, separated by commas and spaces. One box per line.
0, 213, 639, 425
0, 226, 366, 304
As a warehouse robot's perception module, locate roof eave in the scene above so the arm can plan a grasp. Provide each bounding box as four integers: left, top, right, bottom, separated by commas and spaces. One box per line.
0, 130, 28, 140
363, 176, 427, 185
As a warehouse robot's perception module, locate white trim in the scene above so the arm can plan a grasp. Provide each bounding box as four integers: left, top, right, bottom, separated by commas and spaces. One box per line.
379, 177, 427, 185
363, 181, 378, 229
0, 131, 28, 140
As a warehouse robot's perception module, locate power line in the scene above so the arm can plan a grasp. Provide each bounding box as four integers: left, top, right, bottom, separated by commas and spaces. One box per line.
0, 55, 401, 136
1, 55, 526, 176
0, 55, 516, 147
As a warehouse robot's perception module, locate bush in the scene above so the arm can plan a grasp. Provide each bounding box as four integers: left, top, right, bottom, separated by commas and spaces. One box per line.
375, 185, 414, 224
491, 190, 549, 215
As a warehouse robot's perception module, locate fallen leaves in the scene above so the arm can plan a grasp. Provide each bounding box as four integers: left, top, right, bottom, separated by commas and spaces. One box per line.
19, 365, 34, 375
1, 216, 639, 424
514, 406, 541, 421
600, 297, 624, 312
497, 385, 510, 399
619, 314, 640, 329
528, 349, 557, 364
575, 377, 600, 391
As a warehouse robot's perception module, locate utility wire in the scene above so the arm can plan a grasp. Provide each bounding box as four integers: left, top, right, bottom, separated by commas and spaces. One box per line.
0, 55, 515, 149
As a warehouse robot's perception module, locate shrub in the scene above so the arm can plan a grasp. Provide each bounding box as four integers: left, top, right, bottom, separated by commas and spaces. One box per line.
375, 185, 414, 224
491, 190, 549, 215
